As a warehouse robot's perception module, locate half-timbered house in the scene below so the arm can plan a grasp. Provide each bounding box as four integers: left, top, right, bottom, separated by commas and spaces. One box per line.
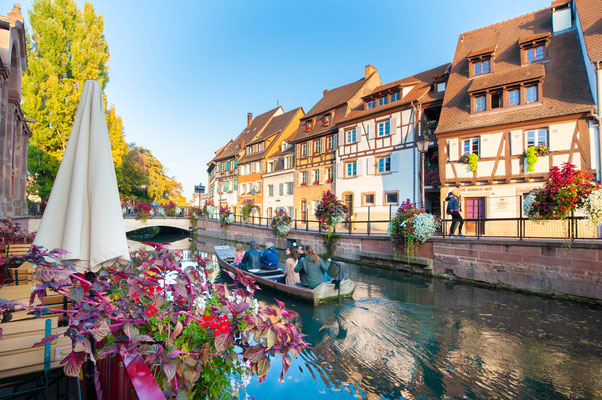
436, 1, 599, 227
211, 109, 280, 213
238, 107, 303, 220
289, 66, 381, 221
336, 64, 451, 225
262, 141, 296, 219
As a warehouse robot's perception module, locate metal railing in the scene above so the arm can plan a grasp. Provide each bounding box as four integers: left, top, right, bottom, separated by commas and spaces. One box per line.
202, 212, 601, 241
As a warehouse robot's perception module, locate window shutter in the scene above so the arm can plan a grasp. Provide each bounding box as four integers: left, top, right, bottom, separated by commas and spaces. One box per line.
366, 124, 370, 140
366, 157, 375, 175
510, 130, 522, 155
391, 152, 399, 173
448, 139, 459, 161
357, 159, 364, 176
390, 115, 398, 136
339, 130, 345, 146
337, 163, 343, 179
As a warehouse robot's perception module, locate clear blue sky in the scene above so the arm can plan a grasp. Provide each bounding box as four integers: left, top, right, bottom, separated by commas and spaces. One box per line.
16, 0, 549, 199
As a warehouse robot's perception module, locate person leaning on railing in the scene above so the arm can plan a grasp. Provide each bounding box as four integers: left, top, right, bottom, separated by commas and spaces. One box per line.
445, 188, 464, 237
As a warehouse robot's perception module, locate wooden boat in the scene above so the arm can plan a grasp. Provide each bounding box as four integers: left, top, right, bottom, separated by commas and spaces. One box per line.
213, 245, 356, 305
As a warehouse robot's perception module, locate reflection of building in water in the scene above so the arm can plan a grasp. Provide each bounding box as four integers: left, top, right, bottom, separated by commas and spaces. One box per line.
302, 300, 421, 399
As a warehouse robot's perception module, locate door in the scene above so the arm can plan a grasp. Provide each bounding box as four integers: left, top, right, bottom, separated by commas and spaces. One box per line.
344, 194, 354, 216
301, 200, 307, 221
464, 197, 486, 235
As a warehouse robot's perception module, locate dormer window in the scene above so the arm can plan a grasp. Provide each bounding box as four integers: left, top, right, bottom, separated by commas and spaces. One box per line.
474, 59, 490, 76
390, 92, 401, 102
526, 84, 539, 102
378, 96, 388, 107
367, 100, 376, 110
525, 46, 544, 63
324, 114, 331, 126
305, 120, 313, 132
436, 82, 446, 92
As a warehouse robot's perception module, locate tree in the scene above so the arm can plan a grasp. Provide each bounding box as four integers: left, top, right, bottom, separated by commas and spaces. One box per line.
119, 144, 186, 205
22, 0, 128, 196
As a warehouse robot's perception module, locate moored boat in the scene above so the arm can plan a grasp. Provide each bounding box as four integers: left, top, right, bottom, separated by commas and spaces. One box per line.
213, 245, 356, 305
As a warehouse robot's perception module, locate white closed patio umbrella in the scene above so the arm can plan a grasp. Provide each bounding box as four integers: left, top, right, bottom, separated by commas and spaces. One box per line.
34, 79, 130, 272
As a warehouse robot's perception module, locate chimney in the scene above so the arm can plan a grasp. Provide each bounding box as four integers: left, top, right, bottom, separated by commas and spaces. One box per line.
247, 113, 253, 127
552, 1, 572, 34
365, 64, 377, 79
323, 89, 329, 96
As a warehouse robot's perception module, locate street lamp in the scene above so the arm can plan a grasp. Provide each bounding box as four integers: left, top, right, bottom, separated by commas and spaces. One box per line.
194, 183, 205, 208
416, 134, 430, 210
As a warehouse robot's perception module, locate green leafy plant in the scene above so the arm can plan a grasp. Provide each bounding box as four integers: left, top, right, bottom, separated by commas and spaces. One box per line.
525, 146, 538, 172
240, 202, 257, 224
468, 153, 478, 172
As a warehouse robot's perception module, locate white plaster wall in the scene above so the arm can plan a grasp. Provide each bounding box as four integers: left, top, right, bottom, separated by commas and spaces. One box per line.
263, 170, 294, 217
549, 121, 576, 152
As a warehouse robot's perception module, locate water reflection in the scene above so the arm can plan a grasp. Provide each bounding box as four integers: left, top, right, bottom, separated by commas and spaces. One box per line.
182, 235, 602, 399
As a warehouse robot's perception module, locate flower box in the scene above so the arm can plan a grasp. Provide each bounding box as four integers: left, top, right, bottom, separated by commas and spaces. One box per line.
326, 178, 333, 183
313, 181, 319, 185
301, 182, 307, 186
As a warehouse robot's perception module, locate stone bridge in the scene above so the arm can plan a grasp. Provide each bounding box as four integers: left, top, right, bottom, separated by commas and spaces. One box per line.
18, 216, 192, 234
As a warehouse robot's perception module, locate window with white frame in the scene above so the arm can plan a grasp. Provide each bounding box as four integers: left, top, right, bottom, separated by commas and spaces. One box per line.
268, 184, 273, 196
284, 156, 293, 169
326, 136, 334, 151
301, 143, 308, 157
313, 169, 320, 184
314, 139, 322, 154
256, 181, 261, 193
286, 182, 294, 195
267, 161, 273, 173
527, 128, 548, 147
327, 167, 334, 182
301, 171, 308, 185
377, 156, 391, 173
377, 120, 390, 137
463, 137, 480, 156
346, 162, 357, 177
346, 128, 357, 144
241, 183, 246, 194
436, 82, 446, 92
279, 183, 284, 196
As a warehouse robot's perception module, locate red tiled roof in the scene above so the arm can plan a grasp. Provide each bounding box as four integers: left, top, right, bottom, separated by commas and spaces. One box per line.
238, 108, 303, 164
437, 6, 595, 135
213, 107, 281, 161
467, 63, 545, 93
575, 0, 602, 62
288, 74, 380, 143
302, 77, 371, 119
340, 63, 451, 124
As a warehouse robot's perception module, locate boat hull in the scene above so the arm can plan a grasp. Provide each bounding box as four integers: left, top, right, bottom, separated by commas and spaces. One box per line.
213, 245, 355, 305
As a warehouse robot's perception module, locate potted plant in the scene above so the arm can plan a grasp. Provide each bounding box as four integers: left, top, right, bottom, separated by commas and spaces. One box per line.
0, 244, 308, 399
134, 202, 154, 222
459, 153, 478, 172
388, 199, 438, 257
240, 202, 256, 224
270, 209, 292, 239
525, 163, 600, 220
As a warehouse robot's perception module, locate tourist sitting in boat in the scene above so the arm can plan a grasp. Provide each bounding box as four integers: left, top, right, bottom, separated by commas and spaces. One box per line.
297, 245, 306, 261
239, 240, 261, 271
283, 247, 301, 285
260, 241, 279, 270
294, 245, 330, 289
233, 243, 244, 266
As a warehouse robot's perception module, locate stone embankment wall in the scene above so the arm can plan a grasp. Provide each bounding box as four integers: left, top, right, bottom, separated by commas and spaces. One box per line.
203, 219, 602, 302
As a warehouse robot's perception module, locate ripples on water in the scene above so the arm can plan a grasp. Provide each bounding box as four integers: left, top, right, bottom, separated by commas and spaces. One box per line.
189, 237, 602, 399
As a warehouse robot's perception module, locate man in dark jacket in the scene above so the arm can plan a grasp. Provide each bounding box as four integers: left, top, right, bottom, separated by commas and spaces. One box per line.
240, 241, 261, 271
260, 242, 279, 270
445, 188, 464, 237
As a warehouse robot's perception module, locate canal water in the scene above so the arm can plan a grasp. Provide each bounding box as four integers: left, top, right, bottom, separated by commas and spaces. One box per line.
148, 232, 602, 399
